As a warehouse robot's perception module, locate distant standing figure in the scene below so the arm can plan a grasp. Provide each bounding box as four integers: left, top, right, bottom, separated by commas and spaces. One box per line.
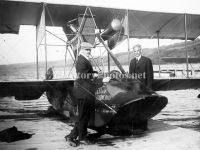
45, 67, 53, 80
129, 44, 154, 89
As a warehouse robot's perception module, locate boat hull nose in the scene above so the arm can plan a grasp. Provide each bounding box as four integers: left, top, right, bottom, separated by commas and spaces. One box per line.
108, 95, 168, 126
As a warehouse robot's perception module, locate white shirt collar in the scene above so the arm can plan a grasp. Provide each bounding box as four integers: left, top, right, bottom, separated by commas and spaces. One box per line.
136, 55, 141, 61
79, 52, 89, 60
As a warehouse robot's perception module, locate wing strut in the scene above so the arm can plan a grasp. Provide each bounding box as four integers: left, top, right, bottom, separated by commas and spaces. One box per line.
184, 14, 189, 78
156, 31, 161, 78
36, 3, 46, 79
96, 33, 126, 74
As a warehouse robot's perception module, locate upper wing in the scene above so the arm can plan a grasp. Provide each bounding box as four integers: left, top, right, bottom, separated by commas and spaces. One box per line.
1, 0, 200, 40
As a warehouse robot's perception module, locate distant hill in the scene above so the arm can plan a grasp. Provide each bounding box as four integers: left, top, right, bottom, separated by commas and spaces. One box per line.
1, 39, 200, 70
0, 59, 72, 70
96, 38, 200, 65
149, 39, 200, 64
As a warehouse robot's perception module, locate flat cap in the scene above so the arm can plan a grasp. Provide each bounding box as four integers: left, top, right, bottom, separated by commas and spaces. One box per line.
81, 42, 93, 49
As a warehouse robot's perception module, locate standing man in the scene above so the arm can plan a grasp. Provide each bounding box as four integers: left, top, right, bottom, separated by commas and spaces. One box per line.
129, 44, 154, 131
129, 44, 154, 89
66, 42, 98, 146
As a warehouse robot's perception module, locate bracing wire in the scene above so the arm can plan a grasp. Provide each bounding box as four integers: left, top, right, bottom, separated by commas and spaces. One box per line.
64, 45, 67, 77
45, 4, 77, 78
45, 4, 55, 27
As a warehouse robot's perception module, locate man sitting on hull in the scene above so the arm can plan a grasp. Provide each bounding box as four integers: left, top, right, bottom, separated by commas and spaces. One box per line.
66, 42, 98, 146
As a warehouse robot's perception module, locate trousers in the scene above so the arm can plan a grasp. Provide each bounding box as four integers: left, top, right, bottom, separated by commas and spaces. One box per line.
68, 97, 95, 140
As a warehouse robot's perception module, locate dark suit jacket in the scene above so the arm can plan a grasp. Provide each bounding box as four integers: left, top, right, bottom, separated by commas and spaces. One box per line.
75, 55, 97, 100
129, 56, 154, 89
76, 55, 96, 79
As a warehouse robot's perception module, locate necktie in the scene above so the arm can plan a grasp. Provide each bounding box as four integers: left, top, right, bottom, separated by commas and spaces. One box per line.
136, 58, 139, 63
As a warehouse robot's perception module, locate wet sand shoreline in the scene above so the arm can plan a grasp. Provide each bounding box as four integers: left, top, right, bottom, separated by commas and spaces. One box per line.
0, 117, 200, 150
1, 88, 200, 149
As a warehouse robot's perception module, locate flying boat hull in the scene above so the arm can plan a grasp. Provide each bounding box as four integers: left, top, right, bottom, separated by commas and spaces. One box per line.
46, 78, 168, 132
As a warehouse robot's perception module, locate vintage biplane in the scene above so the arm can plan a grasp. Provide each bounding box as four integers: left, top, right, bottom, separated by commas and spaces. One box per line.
0, 0, 200, 133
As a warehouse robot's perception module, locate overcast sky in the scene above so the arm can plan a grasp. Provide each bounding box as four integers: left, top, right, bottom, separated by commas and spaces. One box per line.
0, 0, 200, 65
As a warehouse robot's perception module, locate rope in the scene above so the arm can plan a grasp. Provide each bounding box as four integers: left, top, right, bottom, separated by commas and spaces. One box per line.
75, 81, 117, 114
